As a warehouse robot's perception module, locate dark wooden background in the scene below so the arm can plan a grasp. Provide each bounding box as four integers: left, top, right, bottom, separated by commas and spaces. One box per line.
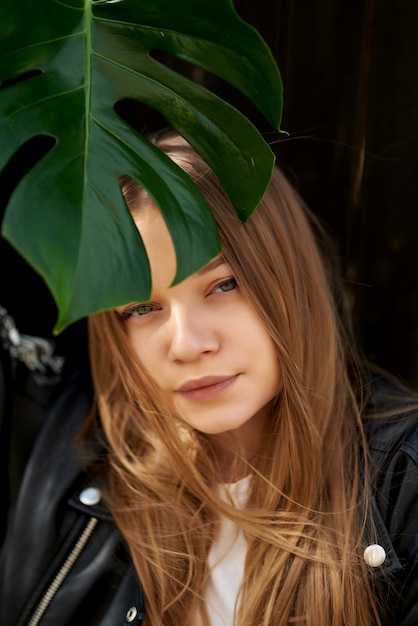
1, 0, 418, 387
247, 0, 418, 388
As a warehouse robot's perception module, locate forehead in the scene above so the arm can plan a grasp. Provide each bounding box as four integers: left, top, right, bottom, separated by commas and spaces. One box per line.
133, 204, 177, 291
133, 201, 228, 289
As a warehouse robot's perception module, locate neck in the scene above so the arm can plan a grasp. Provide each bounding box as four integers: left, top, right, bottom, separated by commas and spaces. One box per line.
208, 431, 262, 483
206, 403, 272, 482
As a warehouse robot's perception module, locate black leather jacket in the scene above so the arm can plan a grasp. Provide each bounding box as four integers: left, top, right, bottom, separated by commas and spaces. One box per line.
1, 353, 418, 624
0, 369, 145, 626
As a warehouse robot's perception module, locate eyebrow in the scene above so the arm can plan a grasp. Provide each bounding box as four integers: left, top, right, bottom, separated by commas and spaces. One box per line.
197, 255, 226, 277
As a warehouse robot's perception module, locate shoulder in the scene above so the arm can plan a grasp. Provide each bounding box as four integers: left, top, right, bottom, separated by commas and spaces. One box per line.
0, 370, 145, 626
35, 369, 95, 448
363, 373, 418, 517
363, 374, 418, 625
363, 373, 418, 464
363, 372, 418, 532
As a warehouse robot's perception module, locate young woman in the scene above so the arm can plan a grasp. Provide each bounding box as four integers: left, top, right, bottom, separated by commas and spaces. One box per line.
1, 129, 418, 626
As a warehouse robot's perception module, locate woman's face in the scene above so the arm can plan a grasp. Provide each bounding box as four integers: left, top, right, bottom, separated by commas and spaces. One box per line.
118, 204, 282, 455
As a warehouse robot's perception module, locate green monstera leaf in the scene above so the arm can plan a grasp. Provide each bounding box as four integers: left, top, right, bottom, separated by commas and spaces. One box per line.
0, 0, 283, 333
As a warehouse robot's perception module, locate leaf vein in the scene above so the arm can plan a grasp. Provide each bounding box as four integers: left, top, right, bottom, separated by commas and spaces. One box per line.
8, 85, 84, 119
1, 32, 84, 61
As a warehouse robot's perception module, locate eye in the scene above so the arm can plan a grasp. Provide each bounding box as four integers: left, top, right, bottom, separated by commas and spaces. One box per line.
120, 303, 159, 320
213, 278, 238, 293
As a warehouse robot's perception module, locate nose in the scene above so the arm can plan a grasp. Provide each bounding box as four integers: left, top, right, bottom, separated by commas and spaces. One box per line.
167, 303, 219, 363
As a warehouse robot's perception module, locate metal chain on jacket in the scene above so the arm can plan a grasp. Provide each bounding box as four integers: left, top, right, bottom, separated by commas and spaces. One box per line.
0, 305, 65, 387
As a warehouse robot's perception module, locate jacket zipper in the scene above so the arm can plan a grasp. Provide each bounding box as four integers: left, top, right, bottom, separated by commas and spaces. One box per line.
27, 517, 98, 626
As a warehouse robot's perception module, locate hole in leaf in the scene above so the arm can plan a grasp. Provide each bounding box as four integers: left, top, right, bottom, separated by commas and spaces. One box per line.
115, 99, 170, 135
150, 49, 211, 89
0, 134, 61, 341
116, 50, 278, 141
0, 135, 56, 213
0, 69, 43, 90
150, 49, 266, 130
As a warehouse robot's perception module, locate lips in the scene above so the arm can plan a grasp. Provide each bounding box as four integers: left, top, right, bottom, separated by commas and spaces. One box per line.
177, 375, 239, 401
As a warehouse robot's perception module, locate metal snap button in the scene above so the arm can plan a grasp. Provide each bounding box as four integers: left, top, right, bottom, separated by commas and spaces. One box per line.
364, 544, 386, 567
79, 486, 101, 506
126, 606, 138, 622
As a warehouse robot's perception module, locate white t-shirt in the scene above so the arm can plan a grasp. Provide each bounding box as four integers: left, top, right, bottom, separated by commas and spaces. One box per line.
201, 475, 252, 626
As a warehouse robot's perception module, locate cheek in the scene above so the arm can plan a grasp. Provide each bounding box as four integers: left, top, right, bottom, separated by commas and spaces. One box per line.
270, 353, 282, 395
261, 340, 282, 388
248, 319, 282, 388
126, 330, 160, 381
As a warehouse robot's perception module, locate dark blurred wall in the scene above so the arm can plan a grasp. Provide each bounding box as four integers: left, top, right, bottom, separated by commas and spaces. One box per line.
1, 0, 417, 387
236, 0, 418, 387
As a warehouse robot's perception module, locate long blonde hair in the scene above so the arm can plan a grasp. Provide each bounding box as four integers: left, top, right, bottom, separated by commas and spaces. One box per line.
88, 130, 383, 625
